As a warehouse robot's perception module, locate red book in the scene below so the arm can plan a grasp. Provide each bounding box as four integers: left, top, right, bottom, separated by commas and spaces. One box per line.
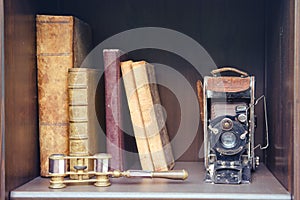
103, 49, 124, 170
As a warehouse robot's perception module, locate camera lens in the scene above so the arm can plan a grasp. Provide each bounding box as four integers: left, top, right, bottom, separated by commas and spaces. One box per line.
221, 118, 233, 130
221, 132, 237, 148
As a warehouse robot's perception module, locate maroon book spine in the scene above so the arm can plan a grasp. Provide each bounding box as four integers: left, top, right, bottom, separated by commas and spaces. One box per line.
103, 49, 124, 170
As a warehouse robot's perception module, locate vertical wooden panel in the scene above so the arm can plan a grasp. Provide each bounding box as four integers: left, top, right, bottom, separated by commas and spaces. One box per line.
0, 0, 5, 199
0, 1, 297, 199
4, 0, 39, 198
294, 0, 300, 199
266, 0, 294, 192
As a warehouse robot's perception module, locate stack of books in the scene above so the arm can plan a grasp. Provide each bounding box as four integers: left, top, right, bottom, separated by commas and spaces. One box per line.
36, 14, 175, 177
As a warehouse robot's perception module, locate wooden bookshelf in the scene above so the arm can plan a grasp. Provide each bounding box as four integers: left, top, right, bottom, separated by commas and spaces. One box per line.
1, 0, 300, 199
11, 162, 290, 200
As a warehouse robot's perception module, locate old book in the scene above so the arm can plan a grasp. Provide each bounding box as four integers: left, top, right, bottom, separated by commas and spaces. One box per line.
120, 61, 154, 171
68, 68, 102, 179
132, 61, 174, 171
103, 49, 124, 170
36, 15, 92, 177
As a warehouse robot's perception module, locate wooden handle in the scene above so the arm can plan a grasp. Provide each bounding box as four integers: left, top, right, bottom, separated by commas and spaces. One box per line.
152, 170, 188, 180
123, 170, 188, 180
196, 80, 204, 123
211, 67, 248, 77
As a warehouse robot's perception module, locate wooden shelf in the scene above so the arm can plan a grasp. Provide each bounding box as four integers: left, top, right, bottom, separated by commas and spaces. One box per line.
2, 0, 300, 199
10, 162, 290, 200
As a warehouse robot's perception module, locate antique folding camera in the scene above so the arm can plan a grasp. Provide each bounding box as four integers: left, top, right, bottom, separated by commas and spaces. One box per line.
202, 67, 259, 184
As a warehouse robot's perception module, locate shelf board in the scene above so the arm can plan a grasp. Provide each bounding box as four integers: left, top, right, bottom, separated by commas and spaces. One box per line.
11, 162, 290, 200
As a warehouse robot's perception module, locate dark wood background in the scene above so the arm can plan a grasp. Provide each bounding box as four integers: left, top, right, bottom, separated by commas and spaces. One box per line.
0, 0, 299, 199
265, 0, 295, 192
43, 0, 266, 162
3, 0, 40, 199
0, 0, 4, 199
294, 1, 300, 200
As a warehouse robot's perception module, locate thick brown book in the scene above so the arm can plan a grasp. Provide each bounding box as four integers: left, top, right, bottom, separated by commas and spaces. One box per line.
120, 61, 154, 171
103, 49, 124, 170
68, 68, 102, 179
36, 15, 92, 177
131, 61, 174, 171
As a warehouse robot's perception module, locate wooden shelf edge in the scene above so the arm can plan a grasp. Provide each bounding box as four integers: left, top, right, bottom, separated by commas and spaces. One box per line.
10, 162, 291, 200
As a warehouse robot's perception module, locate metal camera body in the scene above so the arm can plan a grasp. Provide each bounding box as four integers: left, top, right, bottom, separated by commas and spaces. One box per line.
203, 68, 256, 184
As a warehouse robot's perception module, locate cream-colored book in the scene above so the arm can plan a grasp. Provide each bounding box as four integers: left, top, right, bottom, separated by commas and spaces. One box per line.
121, 61, 154, 171
123, 60, 174, 171
132, 61, 174, 171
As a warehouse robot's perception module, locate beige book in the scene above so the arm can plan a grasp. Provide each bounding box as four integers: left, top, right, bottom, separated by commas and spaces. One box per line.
132, 61, 175, 171
36, 15, 92, 177
132, 61, 174, 171
68, 68, 103, 179
121, 61, 154, 171
144, 62, 175, 170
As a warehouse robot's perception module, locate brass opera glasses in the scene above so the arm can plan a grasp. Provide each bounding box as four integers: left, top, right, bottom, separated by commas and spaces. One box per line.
48, 153, 188, 189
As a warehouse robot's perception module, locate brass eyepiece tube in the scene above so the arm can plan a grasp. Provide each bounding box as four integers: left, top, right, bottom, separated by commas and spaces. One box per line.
49, 154, 67, 189
94, 153, 111, 173
49, 154, 66, 175
94, 153, 112, 187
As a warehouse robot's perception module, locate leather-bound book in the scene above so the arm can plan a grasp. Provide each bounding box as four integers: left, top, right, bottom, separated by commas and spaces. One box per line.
131, 61, 174, 171
36, 15, 92, 177
68, 68, 102, 179
103, 49, 125, 170
120, 61, 154, 171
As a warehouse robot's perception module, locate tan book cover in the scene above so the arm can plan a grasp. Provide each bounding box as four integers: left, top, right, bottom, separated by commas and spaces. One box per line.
68, 68, 102, 179
132, 61, 174, 171
121, 61, 154, 171
143, 62, 175, 170
122, 60, 174, 171
36, 15, 92, 177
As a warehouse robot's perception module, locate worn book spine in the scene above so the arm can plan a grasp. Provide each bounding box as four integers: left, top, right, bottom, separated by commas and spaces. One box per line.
132, 61, 174, 171
146, 63, 175, 170
103, 49, 124, 171
120, 61, 154, 171
36, 15, 91, 177
68, 68, 101, 179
